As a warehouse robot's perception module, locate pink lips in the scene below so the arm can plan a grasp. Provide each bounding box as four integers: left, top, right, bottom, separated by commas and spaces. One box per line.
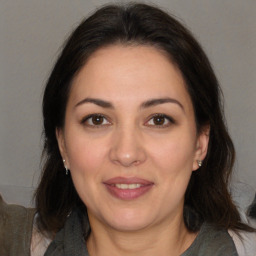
103, 177, 154, 200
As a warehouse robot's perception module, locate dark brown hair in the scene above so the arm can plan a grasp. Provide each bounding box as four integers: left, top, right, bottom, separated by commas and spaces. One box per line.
248, 195, 256, 219
35, 3, 255, 235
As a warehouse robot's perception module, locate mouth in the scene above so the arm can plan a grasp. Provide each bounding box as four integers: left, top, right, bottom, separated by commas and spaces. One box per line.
113, 183, 145, 189
103, 177, 154, 200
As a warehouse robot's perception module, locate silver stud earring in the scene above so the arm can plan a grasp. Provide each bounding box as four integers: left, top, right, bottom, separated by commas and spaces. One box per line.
63, 159, 69, 175
197, 160, 202, 167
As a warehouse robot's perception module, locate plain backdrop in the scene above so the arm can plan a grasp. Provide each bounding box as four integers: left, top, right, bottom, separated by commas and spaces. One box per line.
0, 0, 255, 208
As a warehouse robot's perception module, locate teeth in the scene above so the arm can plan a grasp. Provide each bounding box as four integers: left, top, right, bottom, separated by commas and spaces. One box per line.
115, 184, 142, 189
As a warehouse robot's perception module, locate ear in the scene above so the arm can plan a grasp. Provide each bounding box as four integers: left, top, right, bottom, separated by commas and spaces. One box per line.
192, 125, 210, 171
56, 128, 70, 169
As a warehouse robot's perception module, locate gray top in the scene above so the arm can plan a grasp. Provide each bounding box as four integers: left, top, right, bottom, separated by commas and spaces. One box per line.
181, 223, 238, 255
0, 195, 238, 256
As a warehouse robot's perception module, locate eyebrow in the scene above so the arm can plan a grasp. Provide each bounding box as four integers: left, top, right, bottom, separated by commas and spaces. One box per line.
75, 97, 184, 111
75, 98, 114, 109
140, 98, 184, 111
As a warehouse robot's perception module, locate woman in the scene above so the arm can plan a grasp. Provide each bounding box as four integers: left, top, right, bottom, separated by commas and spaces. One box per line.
1, 3, 255, 256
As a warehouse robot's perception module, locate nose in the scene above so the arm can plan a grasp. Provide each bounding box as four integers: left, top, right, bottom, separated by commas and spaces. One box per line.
109, 127, 147, 167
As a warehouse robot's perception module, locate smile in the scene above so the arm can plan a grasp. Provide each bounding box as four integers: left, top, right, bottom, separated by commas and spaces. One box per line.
113, 184, 144, 189
103, 177, 154, 200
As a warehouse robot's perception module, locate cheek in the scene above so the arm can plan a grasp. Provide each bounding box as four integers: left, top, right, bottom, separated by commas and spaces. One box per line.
148, 132, 196, 174
147, 133, 196, 208
65, 133, 108, 177
65, 134, 109, 206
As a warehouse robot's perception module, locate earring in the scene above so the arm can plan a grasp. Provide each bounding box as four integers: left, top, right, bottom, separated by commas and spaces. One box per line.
197, 160, 202, 167
63, 159, 69, 175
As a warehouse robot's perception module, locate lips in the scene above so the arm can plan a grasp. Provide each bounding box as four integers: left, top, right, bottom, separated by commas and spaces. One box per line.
103, 177, 154, 200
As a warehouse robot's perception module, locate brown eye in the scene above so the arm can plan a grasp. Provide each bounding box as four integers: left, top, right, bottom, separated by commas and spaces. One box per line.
146, 114, 174, 127
82, 114, 110, 127
91, 115, 104, 125
152, 116, 165, 125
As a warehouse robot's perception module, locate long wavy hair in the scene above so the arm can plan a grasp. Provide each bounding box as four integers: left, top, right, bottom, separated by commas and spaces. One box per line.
35, 3, 255, 235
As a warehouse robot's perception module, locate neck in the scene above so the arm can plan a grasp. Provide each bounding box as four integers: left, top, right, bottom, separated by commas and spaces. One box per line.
86, 213, 197, 256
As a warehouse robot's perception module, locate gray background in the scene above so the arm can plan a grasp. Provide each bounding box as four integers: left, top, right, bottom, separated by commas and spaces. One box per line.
0, 0, 255, 208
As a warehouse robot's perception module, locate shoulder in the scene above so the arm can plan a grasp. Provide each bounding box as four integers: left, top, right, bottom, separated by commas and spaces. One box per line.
0, 194, 36, 256
229, 217, 256, 256
182, 223, 238, 256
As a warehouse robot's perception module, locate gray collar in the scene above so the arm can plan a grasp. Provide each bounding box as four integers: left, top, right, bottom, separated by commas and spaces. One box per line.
44, 209, 89, 256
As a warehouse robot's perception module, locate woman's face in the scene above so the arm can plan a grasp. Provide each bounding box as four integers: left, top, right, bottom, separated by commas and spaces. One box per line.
57, 45, 209, 232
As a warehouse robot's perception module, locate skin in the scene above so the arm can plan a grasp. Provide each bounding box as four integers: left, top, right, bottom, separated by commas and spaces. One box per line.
57, 45, 209, 256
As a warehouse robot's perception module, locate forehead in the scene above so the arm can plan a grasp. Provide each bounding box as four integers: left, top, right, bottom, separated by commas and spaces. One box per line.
69, 45, 193, 111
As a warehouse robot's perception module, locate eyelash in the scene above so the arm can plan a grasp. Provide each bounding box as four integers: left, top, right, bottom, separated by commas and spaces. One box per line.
81, 114, 111, 128
145, 114, 175, 128
80, 113, 175, 128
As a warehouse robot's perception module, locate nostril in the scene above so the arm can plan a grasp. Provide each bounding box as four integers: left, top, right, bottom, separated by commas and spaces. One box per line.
108, 133, 147, 167
109, 150, 145, 167
133, 160, 141, 165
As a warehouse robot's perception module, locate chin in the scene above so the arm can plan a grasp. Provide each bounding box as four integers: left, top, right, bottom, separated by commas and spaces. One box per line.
104, 209, 154, 232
